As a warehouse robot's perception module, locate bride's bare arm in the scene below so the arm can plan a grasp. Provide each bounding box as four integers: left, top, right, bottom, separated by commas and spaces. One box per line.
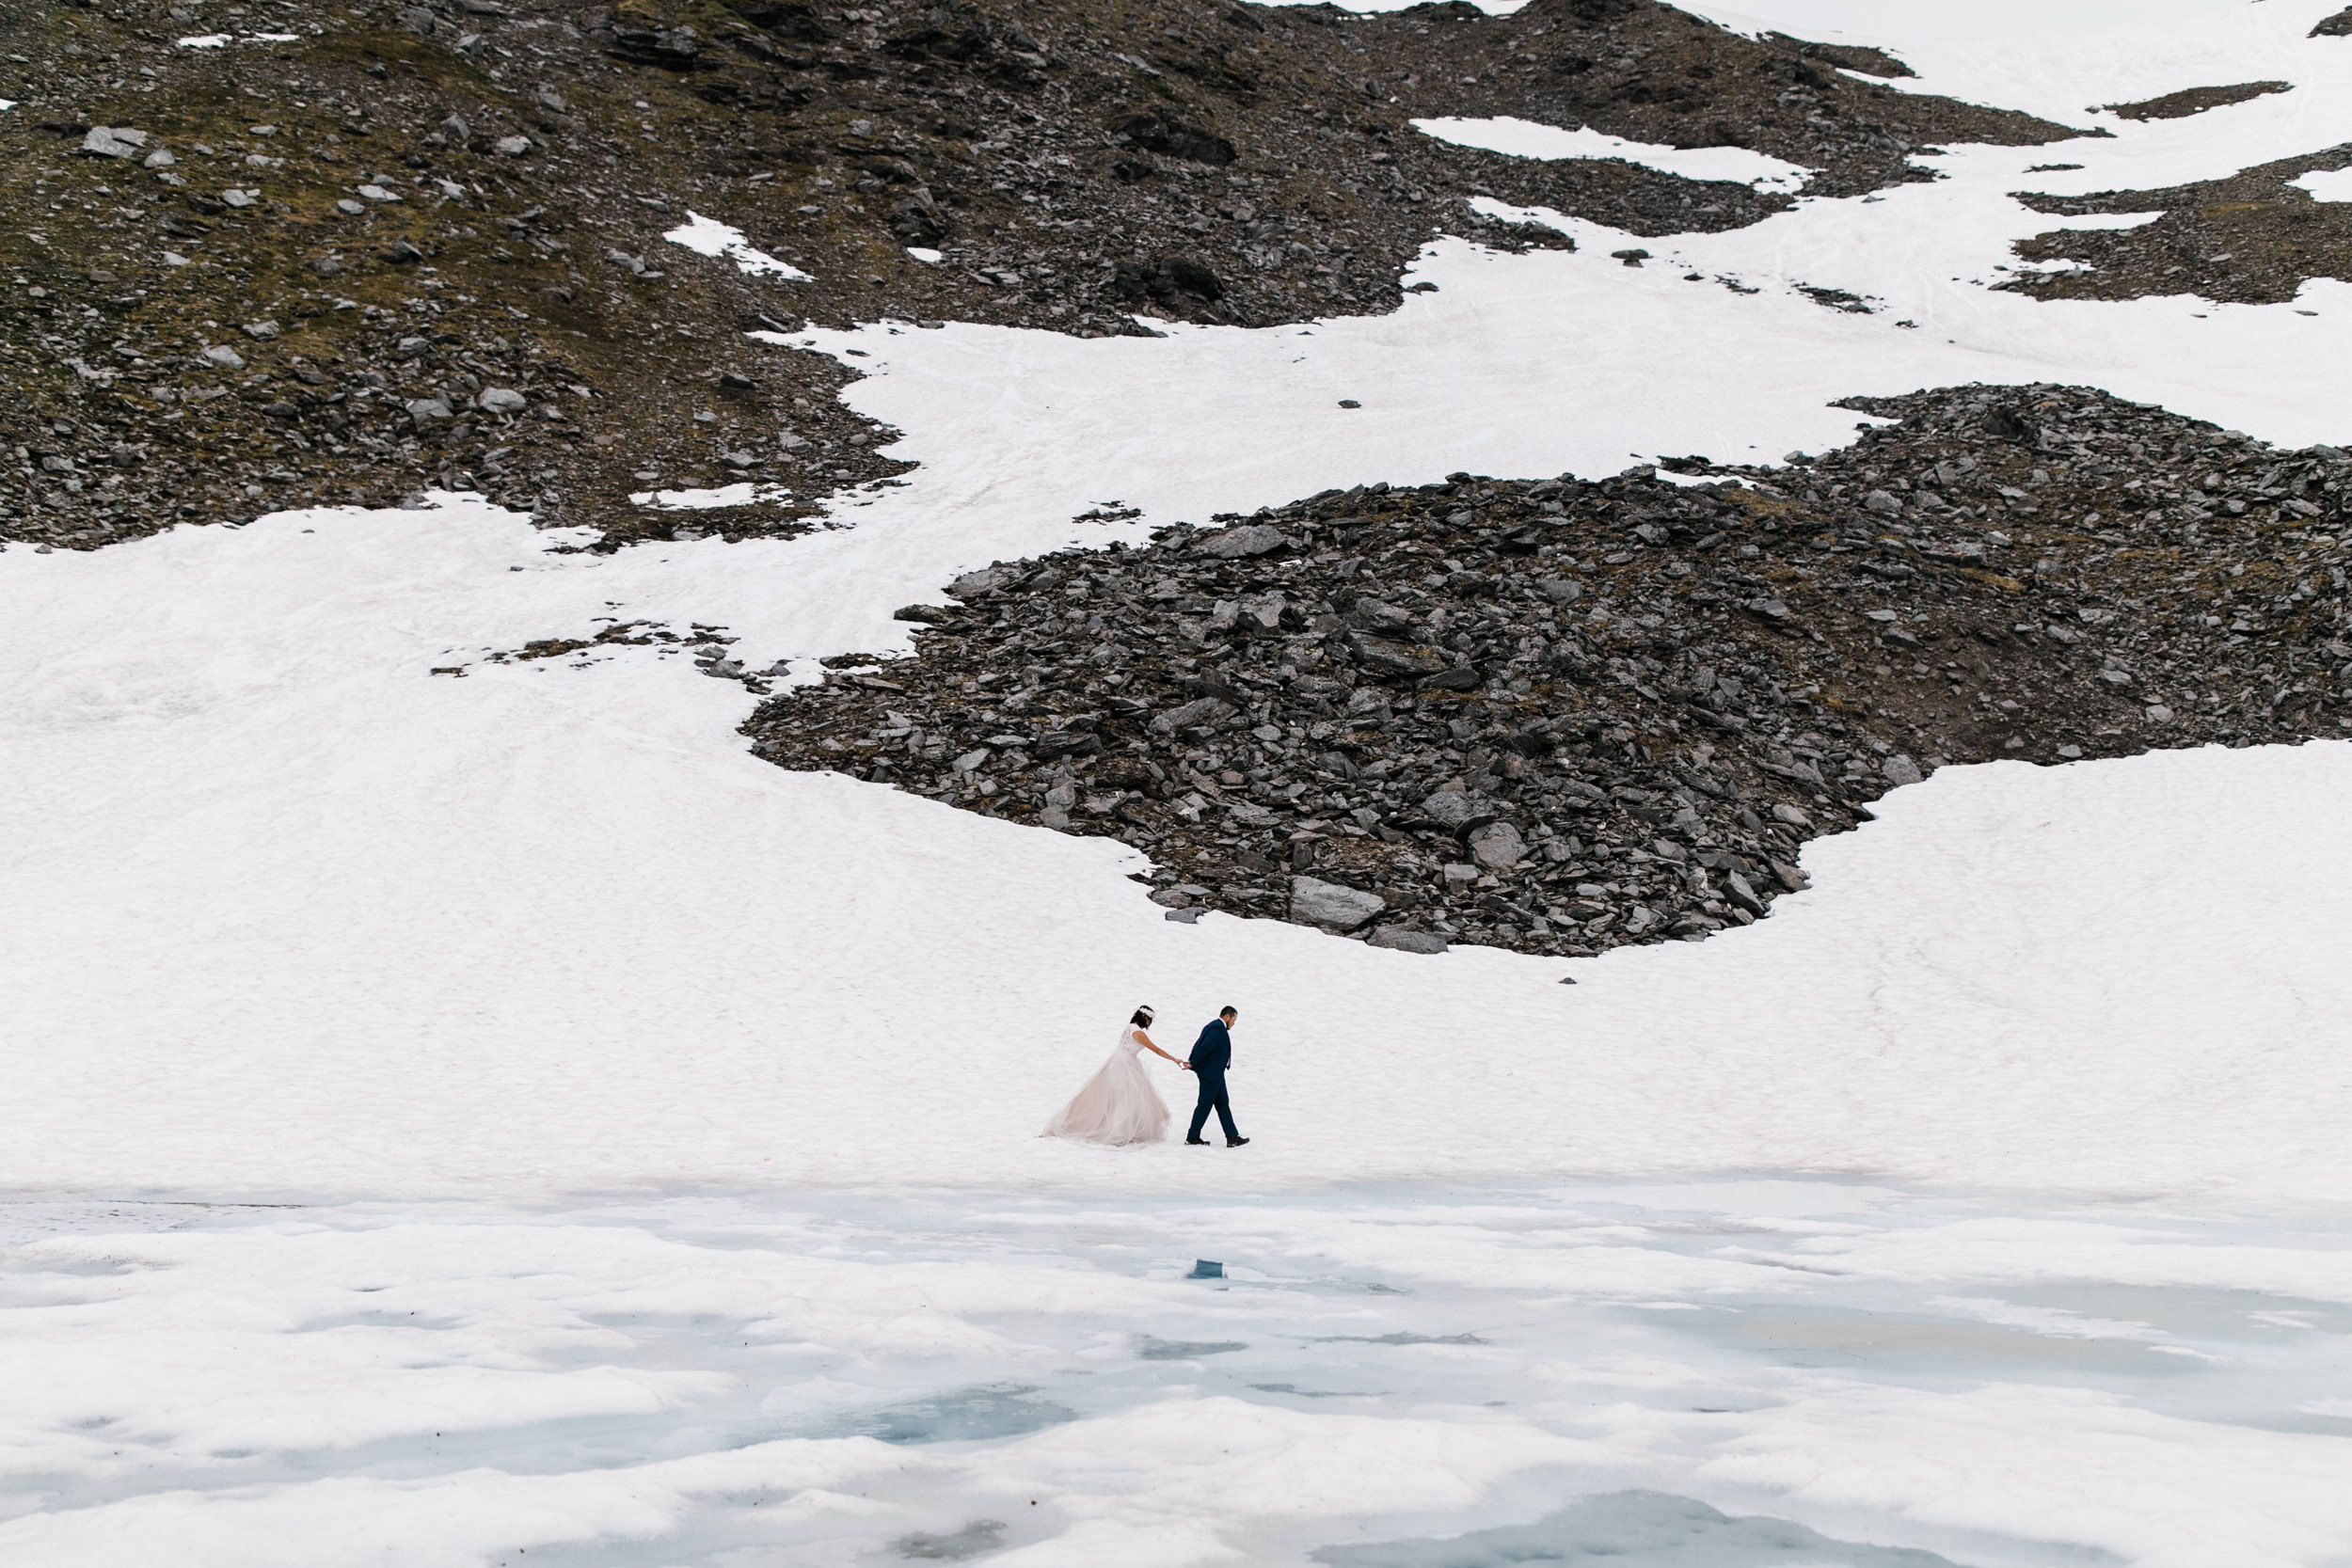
1135, 1030, 1184, 1065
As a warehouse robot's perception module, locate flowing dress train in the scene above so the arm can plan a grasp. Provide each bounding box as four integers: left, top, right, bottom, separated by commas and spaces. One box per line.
1042, 1027, 1171, 1146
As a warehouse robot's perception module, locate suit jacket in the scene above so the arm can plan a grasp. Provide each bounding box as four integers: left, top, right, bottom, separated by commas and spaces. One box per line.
1189, 1020, 1232, 1075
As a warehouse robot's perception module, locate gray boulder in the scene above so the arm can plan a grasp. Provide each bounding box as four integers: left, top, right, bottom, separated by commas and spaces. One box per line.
477, 388, 528, 414
79, 127, 148, 159
1724, 870, 1768, 916
1345, 632, 1446, 677
1200, 523, 1292, 560
948, 566, 1015, 597
1367, 927, 1448, 954
1420, 664, 1481, 692
1290, 876, 1386, 930
1468, 820, 1526, 871
1234, 592, 1287, 633
1882, 753, 1923, 786
1150, 695, 1237, 734
1345, 596, 1417, 635
1420, 789, 1499, 833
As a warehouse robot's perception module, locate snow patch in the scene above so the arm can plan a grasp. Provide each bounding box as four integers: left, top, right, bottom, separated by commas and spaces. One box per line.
662, 211, 811, 280
1259, 0, 1532, 11
2031, 209, 2169, 231
2291, 167, 2352, 202
1414, 116, 1815, 189
628, 482, 795, 510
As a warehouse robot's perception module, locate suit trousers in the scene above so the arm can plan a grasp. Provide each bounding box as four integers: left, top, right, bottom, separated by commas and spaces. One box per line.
1187, 1068, 1239, 1141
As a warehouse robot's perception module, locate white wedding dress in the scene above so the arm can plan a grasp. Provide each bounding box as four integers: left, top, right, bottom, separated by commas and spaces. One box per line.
1043, 1027, 1171, 1146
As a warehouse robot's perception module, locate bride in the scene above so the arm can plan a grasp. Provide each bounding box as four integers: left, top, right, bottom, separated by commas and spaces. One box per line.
1043, 1006, 1185, 1146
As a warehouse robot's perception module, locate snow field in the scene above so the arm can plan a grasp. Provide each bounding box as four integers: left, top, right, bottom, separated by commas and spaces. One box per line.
1306, 0, 2352, 135
5, 499, 2352, 1201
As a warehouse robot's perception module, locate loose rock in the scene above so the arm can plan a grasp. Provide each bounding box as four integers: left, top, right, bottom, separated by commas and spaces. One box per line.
741, 384, 2352, 958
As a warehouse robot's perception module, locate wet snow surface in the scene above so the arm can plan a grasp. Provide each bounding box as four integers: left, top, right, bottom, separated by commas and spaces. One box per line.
9, 0, 2352, 1562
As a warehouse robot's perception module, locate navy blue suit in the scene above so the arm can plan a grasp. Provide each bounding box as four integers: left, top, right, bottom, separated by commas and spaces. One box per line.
1186, 1019, 1240, 1141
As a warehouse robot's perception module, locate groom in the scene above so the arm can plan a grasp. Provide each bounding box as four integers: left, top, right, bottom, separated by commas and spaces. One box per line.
1183, 1006, 1249, 1148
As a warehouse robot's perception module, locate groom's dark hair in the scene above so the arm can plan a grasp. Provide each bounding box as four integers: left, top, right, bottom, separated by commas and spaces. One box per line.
1219, 1006, 1237, 1019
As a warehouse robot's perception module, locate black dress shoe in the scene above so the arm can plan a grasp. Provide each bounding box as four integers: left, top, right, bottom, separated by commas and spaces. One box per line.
1184, 1137, 1211, 1145
1226, 1137, 1250, 1148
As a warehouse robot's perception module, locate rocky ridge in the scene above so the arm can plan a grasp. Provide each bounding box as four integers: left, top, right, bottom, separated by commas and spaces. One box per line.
739, 384, 2352, 956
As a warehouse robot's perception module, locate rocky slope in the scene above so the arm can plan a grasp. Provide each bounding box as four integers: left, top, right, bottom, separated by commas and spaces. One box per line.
2007, 138, 2352, 307
739, 385, 2352, 955
3, 0, 2071, 548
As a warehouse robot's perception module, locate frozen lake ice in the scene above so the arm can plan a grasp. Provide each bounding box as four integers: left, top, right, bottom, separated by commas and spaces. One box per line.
5, 1179, 2349, 1565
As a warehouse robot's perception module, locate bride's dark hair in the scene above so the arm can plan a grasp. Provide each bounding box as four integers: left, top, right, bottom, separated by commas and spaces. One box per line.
1131, 1006, 1155, 1027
